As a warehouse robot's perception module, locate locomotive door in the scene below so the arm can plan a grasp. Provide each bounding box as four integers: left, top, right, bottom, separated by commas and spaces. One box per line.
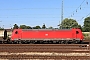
76, 31, 79, 39
72, 29, 79, 40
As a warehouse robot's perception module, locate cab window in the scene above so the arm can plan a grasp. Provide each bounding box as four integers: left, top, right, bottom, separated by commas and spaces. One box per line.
15, 31, 18, 34
76, 31, 79, 34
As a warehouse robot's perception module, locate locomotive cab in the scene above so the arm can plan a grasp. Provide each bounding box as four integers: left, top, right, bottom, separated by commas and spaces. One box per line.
76, 29, 84, 40
72, 28, 84, 43
11, 29, 22, 40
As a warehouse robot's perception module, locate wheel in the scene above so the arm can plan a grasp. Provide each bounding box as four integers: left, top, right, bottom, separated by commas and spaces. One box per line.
7, 39, 11, 43
65, 40, 69, 44
73, 40, 79, 44
18, 40, 21, 44
61, 40, 65, 44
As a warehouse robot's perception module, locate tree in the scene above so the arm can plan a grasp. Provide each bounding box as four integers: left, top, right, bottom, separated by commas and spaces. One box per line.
48, 26, 53, 29
20, 25, 26, 29
20, 25, 32, 29
0, 27, 4, 30
13, 24, 19, 29
35, 26, 41, 29
60, 18, 80, 29
77, 24, 82, 30
83, 17, 90, 32
26, 26, 32, 29
33, 26, 41, 29
42, 24, 46, 29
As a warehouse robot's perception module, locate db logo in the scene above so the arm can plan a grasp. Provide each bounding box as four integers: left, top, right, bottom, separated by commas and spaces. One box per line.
45, 34, 48, 36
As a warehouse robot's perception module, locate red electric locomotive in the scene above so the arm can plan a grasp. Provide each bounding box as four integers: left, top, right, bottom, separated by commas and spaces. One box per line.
9, 28, 84, 44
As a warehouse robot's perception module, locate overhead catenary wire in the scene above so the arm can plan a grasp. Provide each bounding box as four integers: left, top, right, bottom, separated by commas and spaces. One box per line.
0, 0, 89, 26
68, 0, 86, 18
0, 16, 86, 18
78, 13, 90, 21
77, 0, 89, 21
0, 8, 61, 10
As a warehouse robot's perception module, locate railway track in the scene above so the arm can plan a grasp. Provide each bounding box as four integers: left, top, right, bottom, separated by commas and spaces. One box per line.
83, 40, 90, 44
0, 44, 89, 60
0, 55, 89, 60
0, 44, 89, 53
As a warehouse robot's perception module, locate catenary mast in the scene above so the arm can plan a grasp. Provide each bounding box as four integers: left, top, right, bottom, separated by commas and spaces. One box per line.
61, 0, 63, 29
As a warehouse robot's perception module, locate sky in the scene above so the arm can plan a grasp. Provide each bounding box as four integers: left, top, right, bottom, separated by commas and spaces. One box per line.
0, 0, 90, 29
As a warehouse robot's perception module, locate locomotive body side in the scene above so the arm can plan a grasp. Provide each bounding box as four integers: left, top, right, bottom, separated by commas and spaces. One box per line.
19, 29, 73, 40
10, 28, 84, 44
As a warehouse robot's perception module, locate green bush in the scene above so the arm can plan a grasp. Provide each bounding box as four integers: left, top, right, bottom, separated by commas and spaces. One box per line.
83, 33, 90, 40
83, 33, 89, 37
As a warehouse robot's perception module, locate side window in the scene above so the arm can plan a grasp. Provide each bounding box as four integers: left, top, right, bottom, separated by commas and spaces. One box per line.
76, 31, 79, 34
15, 31, 18, 34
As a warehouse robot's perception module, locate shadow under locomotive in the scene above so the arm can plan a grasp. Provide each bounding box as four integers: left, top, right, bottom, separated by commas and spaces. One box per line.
0, 29, 88, 44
